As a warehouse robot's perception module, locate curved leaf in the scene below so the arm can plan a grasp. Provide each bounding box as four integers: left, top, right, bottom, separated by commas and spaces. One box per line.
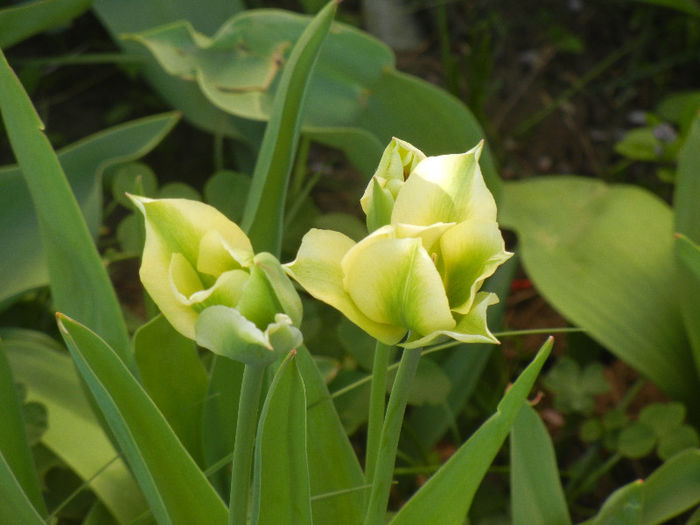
57, 314, 227, 525
0, 0, 91, 49
0, 452, 45, 525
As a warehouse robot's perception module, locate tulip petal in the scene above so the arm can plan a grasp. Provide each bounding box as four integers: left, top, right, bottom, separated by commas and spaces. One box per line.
391, 142, 497, 226
439, 220, 513, 313
197, 230, 251, 277
394, 222, 455, 254
342, 234, 456, 336
402, 292, 500, 348
195, 306, 282, 365
363, 178, 395, 233
285, 229, 405, 345
236, 265, 281, 330
254, 252, 303, 327
190, 270, 249, 309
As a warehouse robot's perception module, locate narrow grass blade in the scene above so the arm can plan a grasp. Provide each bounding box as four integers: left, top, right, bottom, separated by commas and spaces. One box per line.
0, 345, 46, 516
390, 337, 553, 525
241, 1, 337, 255
57, 314, 227, 525
0, 451, 45, 525
510, 404, 571, 525
0, 0, 91, 48
0, 50, 132, 368
251, 351, 311, 524
1, 327, 146, 524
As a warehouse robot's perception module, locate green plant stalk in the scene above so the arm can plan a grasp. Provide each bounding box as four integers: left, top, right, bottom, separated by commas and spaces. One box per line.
363, 346, 422, 525
365, 341, 392, 485
228, 363, 266, 525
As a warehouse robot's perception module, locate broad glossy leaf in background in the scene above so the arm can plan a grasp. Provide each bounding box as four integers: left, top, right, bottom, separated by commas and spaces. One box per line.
500, 176, 700, 412
0, 45, 137, 374
119, 8, 498, 194
0, 112, 179, 308
390, 337, 553, 525
674, 116, 700, 379
134, 315, 209, 466
0, 345, 46, 517
0, 0, 91, 49
510, 404, 571, 525
2, 328, 146, 524
297, 345, 366, 525
58, 315, 227, 525
251, 352, 311, 525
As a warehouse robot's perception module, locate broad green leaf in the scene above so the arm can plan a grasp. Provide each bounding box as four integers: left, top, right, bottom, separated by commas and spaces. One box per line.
204, 170, 250, 223
0, 451, 45, 525
1, 328, 146, 524
585, 449, 700, 524
0, 0, 91, 49
0, 111, 179, 307
57, 314, 227, 525
251, 351, 311, 525
0, 49, 133, 367
510, 404, 571, 525
390, 337, 553, 525
0, 345, 46, 516
123, 9, 498, 194
500, 176, 700, 411
674, 117, 700, 380
201, 355, 245, 497
242, 1, 337, 255
134, 315, 209, 466
297, 345, 366, 525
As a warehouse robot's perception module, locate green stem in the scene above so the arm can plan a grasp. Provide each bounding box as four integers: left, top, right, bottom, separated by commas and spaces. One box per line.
228, 363, 266, 525
363, 346, 422, 525
365, 341, 392, 484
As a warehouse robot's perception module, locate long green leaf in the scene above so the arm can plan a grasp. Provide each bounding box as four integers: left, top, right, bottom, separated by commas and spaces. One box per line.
0, 0, 92, 48
0, 451, 45, 525
0, 344, 46, 516
390, 337, 553, 525
0, 111, 179, 307
241, 1, 337, 255
500, 176, 700, 412
133, 315, 209, 466
2, 328, 146, 524
297, 344, 366, 525
251, 351, 311, 525
0, 50, 129, 366
674, 116, 700, 380
122, 8, 498, 194
57, 314, 227, 525
510, 404, 571, 525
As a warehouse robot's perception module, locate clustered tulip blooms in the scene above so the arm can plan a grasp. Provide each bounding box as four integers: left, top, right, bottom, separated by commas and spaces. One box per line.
129, 196, 302, 365
285, 138, 512, 348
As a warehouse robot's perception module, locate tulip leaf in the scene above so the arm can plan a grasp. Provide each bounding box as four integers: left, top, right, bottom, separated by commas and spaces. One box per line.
122, 8, 498, 193
585, 479, 644, 525
251, 351, 311, 525
510, 404, 571, 525
390, 337, 553, 525
241, 1, 336, 255
0, 111, 179, 308
674, 116, 700, 380
57, 314, 227, 525
0, 0, 91, 49
0, 344, 46, 517
297, 345, 366, 525
0, 451, 45, 525
500, 176, 700, 412
133, 315, 209, 466
1, 327, 146, 524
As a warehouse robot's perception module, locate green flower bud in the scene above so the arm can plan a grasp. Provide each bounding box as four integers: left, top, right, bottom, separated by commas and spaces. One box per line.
130, 196, 302, 364
286, 140, 510, 348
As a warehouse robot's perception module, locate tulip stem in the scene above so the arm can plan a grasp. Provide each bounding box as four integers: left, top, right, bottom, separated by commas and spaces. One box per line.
363, 346, 422, 525
365, 341, 392, 485
228, 362, 265, 525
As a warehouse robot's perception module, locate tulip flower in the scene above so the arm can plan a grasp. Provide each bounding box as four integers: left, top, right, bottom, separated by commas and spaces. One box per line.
285, 140, 511, 348
130, 196, 302, 365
